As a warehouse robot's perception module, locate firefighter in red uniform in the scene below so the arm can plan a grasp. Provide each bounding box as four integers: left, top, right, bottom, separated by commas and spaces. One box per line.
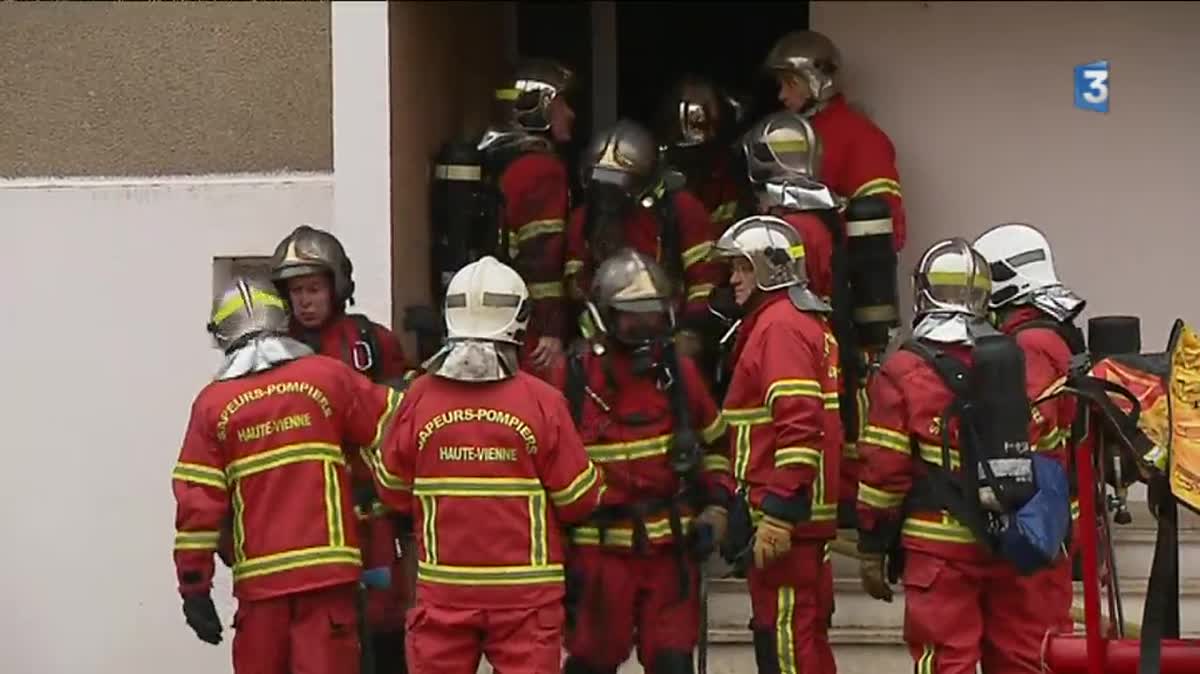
656, 75, 751, 239
974, 222, 1089, 637
271, 224, 415, 672
764, 30, 908, 251
546, 249, 732, 674
171, 276, 402, 674
855, 238, 1072, 674
478, 59, 577, 373
565, 119, 723, 360
710, 215, 843, 674
367, 256, 606, 674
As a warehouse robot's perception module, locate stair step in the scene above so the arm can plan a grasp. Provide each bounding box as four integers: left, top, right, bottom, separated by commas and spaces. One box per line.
709, 577, 906, 629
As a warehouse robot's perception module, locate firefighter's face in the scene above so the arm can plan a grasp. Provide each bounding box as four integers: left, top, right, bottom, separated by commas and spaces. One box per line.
287, 273, 334, 329
549, 96, 575, 144
614, 309, 670, 345
729, 258, 757, 306
777, 74, 811, 114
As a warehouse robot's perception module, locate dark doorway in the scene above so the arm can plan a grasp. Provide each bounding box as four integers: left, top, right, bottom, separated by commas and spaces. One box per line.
615, 2, 809, 135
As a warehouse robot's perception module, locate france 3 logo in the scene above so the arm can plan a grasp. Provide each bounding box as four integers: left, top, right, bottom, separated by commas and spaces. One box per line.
1074, 60, 1110, 113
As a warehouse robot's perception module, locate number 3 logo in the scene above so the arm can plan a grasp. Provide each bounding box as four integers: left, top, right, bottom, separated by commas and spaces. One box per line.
1081, 68, 1109, 104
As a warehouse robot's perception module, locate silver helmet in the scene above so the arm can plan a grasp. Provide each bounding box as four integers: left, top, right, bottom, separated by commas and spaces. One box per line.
585, 248, 676, 347
763, 30, 842, 114
712, 215, 830, 313
270, 225, 355, 304
208, 276, 292, 352
740, 111, 838, 211
912, 238, 998, 344
493, 59, 575, 133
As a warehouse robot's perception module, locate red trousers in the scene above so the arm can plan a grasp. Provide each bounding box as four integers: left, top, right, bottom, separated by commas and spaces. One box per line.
902, 549, 1054, 674
232, 583, 360, 674
565, 546, 699, 670
747, 541, 836, 674
405, 601, 564, 674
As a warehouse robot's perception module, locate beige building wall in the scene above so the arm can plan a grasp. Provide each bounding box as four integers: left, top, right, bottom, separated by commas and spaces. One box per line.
812, 0, 1200, 344
388, 1, 514, 339
0, 1, 332, 177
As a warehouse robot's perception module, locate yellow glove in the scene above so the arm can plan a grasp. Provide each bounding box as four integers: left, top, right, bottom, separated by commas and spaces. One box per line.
696, 505, 729, 546
753, 515, 793, 569
859, 554, 894, 603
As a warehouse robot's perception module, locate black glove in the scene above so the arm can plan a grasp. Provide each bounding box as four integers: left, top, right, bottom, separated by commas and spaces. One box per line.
182, 593, 223, 645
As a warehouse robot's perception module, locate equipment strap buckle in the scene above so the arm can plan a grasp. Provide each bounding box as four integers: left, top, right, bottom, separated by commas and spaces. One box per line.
352, 340, 375, 374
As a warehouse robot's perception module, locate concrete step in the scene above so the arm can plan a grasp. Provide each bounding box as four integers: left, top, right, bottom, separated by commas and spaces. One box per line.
708, 577, 905, 630
1108, 520, 1200, 578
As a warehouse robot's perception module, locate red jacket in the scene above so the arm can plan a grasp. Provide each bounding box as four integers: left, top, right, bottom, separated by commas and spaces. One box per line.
545, 348, 732, 551
371, 371, 605, 609
773, 210, 836, 301
566, 190, 722, 329
810, 94, 907, 251
499, 152, 571, 351
296, 313, 414, 629
172, 355, 402, 601
720, 293, 843, 541
855, 336, 1064, 562
690, 152, 746, 239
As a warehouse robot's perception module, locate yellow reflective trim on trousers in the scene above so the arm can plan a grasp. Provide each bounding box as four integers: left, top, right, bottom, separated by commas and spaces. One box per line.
687, 283, 716, 302
514, 218, 565, 245
902, 514, 976, 543
701, 415, 728, 444
323, 461, 345, 547
917, 442, 962, 470
226, 442, 343, 482
570, 515, 694, 547
172, 462, 228, 490
703, 453, 732, 473
775, 446, 822, 469
766, 379, 822, 409
917, 643, 935, 674
232, 545, 361, 582
587, 434, 671, 462
861, 425, 908, 453
420, 494, 438, 564
413, 476, 544, 497
528, 281, 564, 300
367, 388, 404, 451
529, 492, 548, 565
417, 561, 564, 585
361, 446, 410, 493
232, 482, 246, 563
551, 462, 600, 507
682, 241, 715, 269
857, 483, 905, 509
212, 288, 286, 324
851, 178, 902, 200
776, 585, 798, 674
174, 530, 220, 551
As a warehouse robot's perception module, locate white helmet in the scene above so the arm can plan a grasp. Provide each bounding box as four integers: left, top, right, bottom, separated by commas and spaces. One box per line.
972, 223, 1069, 308
443, 256, 530, 345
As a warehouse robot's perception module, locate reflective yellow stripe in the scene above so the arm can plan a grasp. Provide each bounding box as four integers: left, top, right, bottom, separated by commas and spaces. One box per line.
231, 482, 246, 563
857, 483, 905, 509
703, 453, 732, 473
172, 462, 228, 490
917, 643, 935, 674
550, 463, 599, 507
528, 281, 564, 300
587, 434, 671, 462
917, 442, 962, 470
775, 446, 822, 469
851, 178, 902, 199
413, 477, 543, 497
529, 493, 548, 565
417, 560, 564, 585
902, 514, 976, 543
324, 461, 345, 547
860, 425, 909, 453
776, 586, 797, 674
925, 271, 991, 291
734, 425, 752, 483
514, 218, 564, 244
700, 415, 728, 444
495, 88, 518, 101
843, 442, 860, 460
174, 530, 220, 551
226, 442, 343, 482
687, 283, 715, 302
1036, 426, 1068, 451
564, 259, 584, 278
765, 378, 822, 409
367, 389, 404, 451
1070, 498, 1080, 521
710, 201, 738, 223
232, 545, 361, 582
420, 494, 438, 564
212, 287, 286, 324
570, 514, 693, 547
822, 392, 840, 410
682, 241, 715, 269
723, 406, 773, 425
361, 446, 410, 493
